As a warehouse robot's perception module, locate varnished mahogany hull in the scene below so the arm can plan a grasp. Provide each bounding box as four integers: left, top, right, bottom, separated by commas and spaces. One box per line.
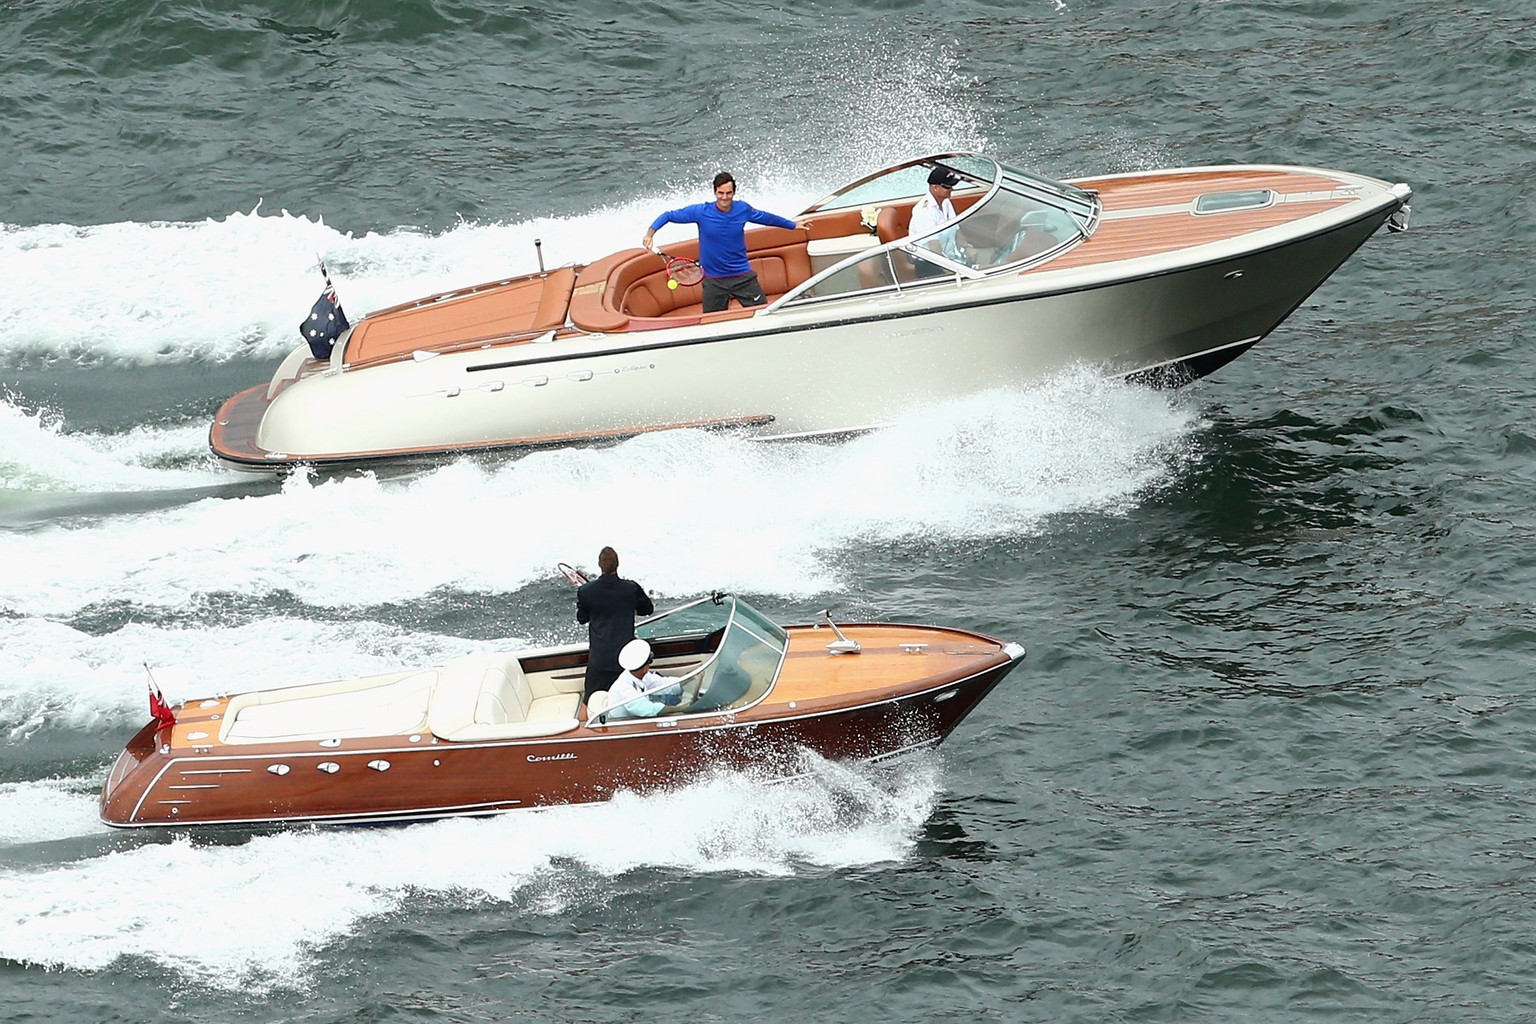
100, 656, 1018, 829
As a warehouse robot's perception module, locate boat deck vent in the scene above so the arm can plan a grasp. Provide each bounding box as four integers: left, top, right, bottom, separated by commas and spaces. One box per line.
1193, 189, 1276, 215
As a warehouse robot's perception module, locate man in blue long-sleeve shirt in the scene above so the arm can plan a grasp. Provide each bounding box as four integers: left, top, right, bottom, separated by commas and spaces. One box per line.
643, 171, 804, 312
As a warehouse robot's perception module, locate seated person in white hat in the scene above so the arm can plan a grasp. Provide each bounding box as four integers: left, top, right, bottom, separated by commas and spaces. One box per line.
604, 638, 684, 719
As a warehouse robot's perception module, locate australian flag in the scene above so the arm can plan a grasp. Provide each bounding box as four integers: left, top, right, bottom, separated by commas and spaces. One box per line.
300, 264, 350, 360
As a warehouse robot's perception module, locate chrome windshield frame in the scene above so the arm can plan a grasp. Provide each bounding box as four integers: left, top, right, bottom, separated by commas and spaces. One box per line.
797, 152, 1002, 214
635, 593, 725, 636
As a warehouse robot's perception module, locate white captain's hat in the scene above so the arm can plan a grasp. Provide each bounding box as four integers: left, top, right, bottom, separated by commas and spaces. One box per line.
618, 638, 653, 671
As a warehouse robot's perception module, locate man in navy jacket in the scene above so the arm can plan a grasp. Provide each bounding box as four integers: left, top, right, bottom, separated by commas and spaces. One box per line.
576, 546, 655, 700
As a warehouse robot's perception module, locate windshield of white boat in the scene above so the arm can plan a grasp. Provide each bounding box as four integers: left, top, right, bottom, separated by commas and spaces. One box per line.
599, 595, 787, 721
914, 185, 1090, 274
777, 163, 1101, 307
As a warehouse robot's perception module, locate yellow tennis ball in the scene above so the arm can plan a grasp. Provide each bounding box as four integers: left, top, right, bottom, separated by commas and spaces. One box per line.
667, 279, 678, 290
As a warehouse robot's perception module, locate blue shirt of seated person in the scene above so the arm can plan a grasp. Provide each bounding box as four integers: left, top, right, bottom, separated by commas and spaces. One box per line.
605, 639, 683, 719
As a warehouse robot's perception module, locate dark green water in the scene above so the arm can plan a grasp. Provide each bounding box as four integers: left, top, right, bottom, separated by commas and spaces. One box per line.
3, 2, 1534, 1021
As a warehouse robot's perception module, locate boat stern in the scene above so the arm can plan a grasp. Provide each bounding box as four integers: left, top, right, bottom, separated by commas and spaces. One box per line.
99, 720, 173, 827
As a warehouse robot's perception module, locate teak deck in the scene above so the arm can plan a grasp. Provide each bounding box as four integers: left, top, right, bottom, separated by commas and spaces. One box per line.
768, 625, 1007, 706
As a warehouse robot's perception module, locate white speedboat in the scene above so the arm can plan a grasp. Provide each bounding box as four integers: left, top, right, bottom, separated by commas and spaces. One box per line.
212, 152, 1412, 471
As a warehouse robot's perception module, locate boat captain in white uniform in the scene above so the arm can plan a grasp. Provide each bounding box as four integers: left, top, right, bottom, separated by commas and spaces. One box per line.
906, 166, 961, 275
909, 166, 960, 236
604, 639, 683, 719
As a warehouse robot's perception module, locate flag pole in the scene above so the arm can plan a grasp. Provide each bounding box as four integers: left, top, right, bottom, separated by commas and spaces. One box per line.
301, 255, 350, 361
144, 662, 177, 729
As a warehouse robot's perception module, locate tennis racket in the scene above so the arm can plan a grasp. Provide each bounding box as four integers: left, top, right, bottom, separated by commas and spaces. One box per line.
557, 562, 589, 587
650, 248, 704, 287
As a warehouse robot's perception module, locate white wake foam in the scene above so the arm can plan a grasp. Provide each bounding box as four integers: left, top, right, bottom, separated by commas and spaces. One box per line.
0, 775, 107, 846
0, 394, 222, 493
0, 37, 985, 377
0, 373, 1200, 618
0, 752, 939, 991
0, 616, 490, 743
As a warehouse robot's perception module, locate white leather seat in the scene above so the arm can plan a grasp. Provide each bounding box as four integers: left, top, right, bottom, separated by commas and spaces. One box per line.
429, 653, 580, 740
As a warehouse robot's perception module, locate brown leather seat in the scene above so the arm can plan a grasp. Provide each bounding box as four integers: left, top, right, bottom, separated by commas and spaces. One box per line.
875, 205, 912, 245
875, 205, 920, 282
574, 228, 816, 329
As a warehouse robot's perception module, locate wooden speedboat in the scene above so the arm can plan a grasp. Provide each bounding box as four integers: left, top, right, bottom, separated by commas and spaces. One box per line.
211, 152, 1412, 472
99, 595, 1026, 828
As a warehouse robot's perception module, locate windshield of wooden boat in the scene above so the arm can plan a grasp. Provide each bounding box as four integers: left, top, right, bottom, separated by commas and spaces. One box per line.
800, 153, 1000, 213
593, 596, 787, 722
637, 594, 730, 642
682, 599, 787, 713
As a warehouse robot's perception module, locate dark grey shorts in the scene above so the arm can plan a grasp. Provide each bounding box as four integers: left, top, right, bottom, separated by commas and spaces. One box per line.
702, 272, 766, 313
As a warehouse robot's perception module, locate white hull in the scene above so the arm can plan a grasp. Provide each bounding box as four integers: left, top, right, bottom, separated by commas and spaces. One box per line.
214, 156, 1411, 470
